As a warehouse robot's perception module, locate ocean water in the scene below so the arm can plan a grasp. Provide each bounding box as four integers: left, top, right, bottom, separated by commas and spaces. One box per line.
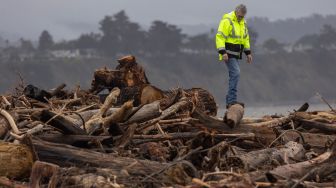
217, 103, 336, 118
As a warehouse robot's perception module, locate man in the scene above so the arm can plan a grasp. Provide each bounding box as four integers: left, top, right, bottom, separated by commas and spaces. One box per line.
216, 4, 252, 108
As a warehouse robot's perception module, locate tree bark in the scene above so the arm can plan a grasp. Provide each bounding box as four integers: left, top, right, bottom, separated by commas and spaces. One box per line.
0, 142, 34, 179
224, 104, 244, 128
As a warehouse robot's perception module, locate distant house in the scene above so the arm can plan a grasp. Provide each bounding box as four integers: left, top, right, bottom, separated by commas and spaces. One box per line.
50, 49, 99, 59
50, 49, 81, 58
18, 52, 34, 61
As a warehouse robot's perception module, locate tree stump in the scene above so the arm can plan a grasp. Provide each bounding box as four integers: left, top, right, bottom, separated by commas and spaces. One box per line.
0, 142, 34, 179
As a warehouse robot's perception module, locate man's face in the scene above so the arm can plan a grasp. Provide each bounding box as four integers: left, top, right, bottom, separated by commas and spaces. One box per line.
236, 11, 246, 21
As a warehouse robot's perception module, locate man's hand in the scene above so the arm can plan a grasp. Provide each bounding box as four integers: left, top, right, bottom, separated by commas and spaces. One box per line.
247, 54, 252, 64
223, 53, 229, 62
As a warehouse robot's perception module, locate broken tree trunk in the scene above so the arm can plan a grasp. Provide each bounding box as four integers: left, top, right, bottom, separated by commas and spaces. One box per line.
89, 55, 149, 94
0, 142, 34, 179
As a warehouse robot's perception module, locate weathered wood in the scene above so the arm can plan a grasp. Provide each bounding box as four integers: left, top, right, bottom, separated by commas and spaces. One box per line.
85, 87, 120, 132
138, 98, 190, 131
32, 138, 165, 170
297, 118, 336, 133
32, 110, 86, 135
226, 141, 305, 171
140, 85, 165, 105
115, 123, 137, 147
191, 109, 282, 145
0, 177, 29, 188
185, 88, 218, 116
37, 134, 112, 146
267, 139, 336, 180
125, 100, 161, 124
31, 138, 196, 185
99, 87, 120, 117
131, 132, 255, 145
50, 83, 66, 97
241, 116, 291, 128
0, 114, 9, 138
0, 109, 22, 134
89, 55, 149, 94
0, 142, 34, 179
102, 100, 134, 133
30, 161, 59, 188
224, 104, 244, 128
89, 68, 124, 94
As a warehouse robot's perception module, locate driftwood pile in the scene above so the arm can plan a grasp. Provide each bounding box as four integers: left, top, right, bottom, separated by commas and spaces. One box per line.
0, 56, 336, 187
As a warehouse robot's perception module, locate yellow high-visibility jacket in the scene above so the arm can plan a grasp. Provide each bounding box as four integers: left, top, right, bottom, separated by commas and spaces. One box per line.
216, 11, 251, 60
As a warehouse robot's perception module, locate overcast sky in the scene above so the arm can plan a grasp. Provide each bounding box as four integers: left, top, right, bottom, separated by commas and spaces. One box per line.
1, 0, 335, 41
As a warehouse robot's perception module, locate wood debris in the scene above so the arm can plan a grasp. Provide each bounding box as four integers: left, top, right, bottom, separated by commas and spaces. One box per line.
0, 56, 335, 187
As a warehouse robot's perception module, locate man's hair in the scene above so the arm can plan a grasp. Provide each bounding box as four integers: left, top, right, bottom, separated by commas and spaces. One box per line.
235, 4, 247, 14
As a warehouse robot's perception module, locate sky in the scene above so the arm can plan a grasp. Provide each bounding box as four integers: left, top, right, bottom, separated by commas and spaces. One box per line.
0, 0, 335, 41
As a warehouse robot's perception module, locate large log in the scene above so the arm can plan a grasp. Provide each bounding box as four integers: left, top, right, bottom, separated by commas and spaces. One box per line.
31, 139, 195, 185
32, 138, 165, 171
0, 142, 34, 179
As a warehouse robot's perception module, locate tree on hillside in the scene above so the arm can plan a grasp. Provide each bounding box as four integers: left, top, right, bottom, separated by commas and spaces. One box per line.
76, 33, 101, 49
294, 24, 336, 51
99, 10, 145, 56
263, 38, 284, 53
248, 27, 258, 51
184, 33, 213, 53
38, 30, 54, 51
146, 20, 185, 54
20, 38, 35, 52
319, 24, 336, 49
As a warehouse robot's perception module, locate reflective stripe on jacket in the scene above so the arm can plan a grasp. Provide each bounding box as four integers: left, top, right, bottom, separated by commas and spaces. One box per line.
216, 11, 251, 60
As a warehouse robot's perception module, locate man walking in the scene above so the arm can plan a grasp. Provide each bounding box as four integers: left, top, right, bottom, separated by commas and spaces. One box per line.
216, 4, 252, 108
